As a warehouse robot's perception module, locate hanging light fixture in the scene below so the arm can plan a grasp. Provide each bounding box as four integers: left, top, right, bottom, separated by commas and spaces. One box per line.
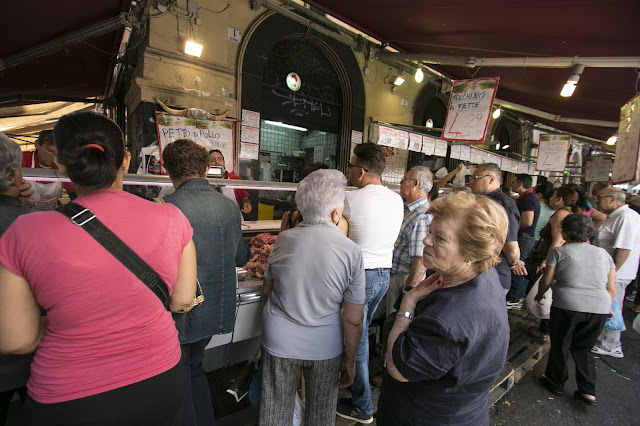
560, 64, 585, 97
415, 68, 424, 83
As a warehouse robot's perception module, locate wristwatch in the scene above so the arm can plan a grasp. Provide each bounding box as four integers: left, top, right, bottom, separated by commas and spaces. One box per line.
396, 311, 414, 320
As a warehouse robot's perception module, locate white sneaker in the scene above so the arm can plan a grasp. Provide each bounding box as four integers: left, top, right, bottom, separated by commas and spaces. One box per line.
591, 345, 624, 359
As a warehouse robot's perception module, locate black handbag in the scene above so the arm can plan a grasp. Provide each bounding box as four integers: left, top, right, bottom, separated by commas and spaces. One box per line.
57, 202, 170, 309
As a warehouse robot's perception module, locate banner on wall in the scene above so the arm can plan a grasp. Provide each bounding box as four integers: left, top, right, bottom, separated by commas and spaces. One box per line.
535, 134, 570, 172
156, 114, 235, 174
442, 77, 499, 142
612, 93, 640, 183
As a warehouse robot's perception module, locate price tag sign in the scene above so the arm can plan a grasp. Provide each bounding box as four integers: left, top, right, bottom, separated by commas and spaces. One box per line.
422, 137, 436, 155
536, 134, 570, 172
378, 125, 409, 149
450, 145, 461, 159
434, 140, 448, 157
585, 156, 613, 182
409, 133, 423, 152
612, 93, 640, 183
443, 77, 499, 142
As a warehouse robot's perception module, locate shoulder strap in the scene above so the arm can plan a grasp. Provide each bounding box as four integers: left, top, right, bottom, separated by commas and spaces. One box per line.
57, 202, 170, 309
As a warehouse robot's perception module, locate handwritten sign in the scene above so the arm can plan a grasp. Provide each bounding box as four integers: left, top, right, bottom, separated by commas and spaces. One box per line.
460, 145, 471, 161
377, 125, 409, 149
156, 114, 234, 173
536, 134, 570, 172
241, 125, 259, 144
409, 133, 423, 152
422, 137, 436, 155
351, 130, 363, 144
241, 109, 260, 128
450, 145, 461, 159
470, 148, 483, 164
612, 93, 640, 183
434, 139, 448, 157
239, 142, 259, 160
585, 156, 612, 182
443, 77, 499, 142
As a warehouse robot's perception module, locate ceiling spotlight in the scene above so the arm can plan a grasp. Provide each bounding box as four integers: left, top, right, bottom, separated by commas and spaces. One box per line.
492, 108, 501, 119
501, 144, 510, 150
415, 68, 424, 83
393, 75, 405, 86
606, 135, 618, 145
184, 40, 203, 57
560, 64, 585, 97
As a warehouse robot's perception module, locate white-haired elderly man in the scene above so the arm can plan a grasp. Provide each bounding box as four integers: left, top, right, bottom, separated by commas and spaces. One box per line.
387, 166, 434, 316
260, 169, 365, 425
0, 133, 36, 421
592, 187, 640, 358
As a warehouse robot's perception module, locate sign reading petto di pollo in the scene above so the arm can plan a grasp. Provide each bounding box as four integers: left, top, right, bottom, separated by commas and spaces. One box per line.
443, 77, 499, 142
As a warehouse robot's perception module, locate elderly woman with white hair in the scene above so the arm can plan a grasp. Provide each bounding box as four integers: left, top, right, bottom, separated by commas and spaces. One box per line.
259, 169, 365, 426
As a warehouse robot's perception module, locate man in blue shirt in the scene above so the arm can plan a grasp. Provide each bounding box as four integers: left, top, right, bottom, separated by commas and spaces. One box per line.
387, 166, 433, 316
507, 174, 540, 307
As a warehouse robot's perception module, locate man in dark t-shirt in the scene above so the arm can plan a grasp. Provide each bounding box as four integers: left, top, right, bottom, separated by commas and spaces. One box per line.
470, 163, 525, 293
507, 174, 540, 305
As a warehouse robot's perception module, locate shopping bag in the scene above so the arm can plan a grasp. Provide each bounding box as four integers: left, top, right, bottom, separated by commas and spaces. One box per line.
524, 275, 552, 319
604, 299, 626, 331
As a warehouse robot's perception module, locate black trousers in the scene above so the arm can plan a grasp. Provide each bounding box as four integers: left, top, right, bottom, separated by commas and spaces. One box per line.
24, 362, 187, 426
545, 307, 607, 395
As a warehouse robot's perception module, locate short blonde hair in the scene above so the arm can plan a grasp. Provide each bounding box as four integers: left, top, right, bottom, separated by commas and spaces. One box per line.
427, 191, 508, 273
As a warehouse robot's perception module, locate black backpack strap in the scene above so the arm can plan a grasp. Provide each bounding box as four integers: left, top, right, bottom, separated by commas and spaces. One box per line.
57, 202, 170, 309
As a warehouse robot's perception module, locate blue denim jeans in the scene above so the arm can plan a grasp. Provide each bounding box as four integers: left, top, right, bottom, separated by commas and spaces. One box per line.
179, 338, 216, 426
351, 268, 390, 416
508, 233, 537, 302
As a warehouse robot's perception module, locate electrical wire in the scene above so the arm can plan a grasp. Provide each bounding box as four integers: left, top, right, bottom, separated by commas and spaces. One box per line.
198, 1, 230, 14
82, 19, 149, 58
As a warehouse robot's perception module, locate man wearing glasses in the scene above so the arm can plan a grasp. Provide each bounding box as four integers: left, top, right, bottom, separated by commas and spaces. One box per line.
469, 163, 526, 295
337, 143, 404, 424
592, 187, 640, 358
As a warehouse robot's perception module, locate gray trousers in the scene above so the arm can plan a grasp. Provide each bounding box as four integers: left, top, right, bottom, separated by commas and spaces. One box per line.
597, 278, 632, 350
386, 273, 408, 316
259, 351, 342, 426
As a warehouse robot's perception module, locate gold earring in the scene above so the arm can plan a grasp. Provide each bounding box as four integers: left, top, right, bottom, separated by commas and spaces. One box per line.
466, 260, 472, 266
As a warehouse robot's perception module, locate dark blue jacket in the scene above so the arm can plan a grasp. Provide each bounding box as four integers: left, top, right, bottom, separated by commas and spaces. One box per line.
165, 178, 250, 343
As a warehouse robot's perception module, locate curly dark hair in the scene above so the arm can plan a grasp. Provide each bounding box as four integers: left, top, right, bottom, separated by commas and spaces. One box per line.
353, 143, 386, 175
162, 139, 209, 180
561, 214, 594, 243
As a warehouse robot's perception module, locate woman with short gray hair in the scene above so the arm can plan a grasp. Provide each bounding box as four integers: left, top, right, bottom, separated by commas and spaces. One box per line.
260, 169, 365, 425
0, 133, 23, 193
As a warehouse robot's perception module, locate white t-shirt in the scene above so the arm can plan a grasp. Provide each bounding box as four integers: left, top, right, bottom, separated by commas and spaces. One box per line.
594, 204, 640, 280
343, 184, 404, 269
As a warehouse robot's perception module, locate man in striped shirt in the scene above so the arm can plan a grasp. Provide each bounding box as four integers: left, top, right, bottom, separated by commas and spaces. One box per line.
387, 166, 434, 315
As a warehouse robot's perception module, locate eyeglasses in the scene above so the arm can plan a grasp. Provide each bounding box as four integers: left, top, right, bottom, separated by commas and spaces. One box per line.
469, 174, 491, 180
347, 162, 369, 172
400, 178, 416, 184
596, 195, 614, 201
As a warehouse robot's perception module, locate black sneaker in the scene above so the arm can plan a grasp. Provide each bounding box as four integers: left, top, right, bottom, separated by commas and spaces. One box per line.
336, 398, 373, 424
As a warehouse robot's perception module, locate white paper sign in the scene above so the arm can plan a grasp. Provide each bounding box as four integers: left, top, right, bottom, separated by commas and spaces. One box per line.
450, 145, 461, 159
239, 142, 259, 160
351, 130, 363, 144
156, 114, 234, 173
409, 133, 423, 152
377, 125, 409, 149
242, 109, 260, 128
585, 156, 613, 182
241, 125, 259, 144
612, 93, 640, 183
443, 77, 499, 142
536, 134, 570, 172
460, 145, 471, 161
422, 137, 436, 155
434, 140, 448, 157
470, 148, 483, 164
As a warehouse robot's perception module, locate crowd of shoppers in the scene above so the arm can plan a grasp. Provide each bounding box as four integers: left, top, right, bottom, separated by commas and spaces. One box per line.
2, 115, 638, 425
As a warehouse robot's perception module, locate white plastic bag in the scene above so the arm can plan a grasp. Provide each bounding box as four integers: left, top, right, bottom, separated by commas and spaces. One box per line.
292, 393, 304, 426
524, 275, 552, 319
633, 313, 640, 334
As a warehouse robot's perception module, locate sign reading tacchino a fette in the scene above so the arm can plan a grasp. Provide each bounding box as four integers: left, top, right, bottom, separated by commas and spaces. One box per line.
612, 93, 640, 183
443, 77, 499, 142
156, 114, 235, 173
536, 134, 570, 172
